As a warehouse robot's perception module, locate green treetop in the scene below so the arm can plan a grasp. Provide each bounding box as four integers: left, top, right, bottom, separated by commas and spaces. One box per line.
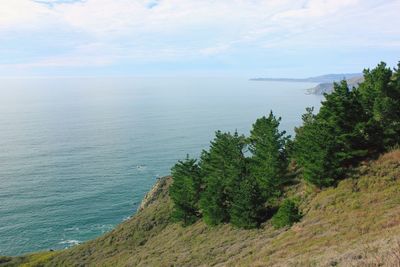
169, 156, 202, 226
248, 111, 289, 201
358, 62, 400, 151
199, 131, 246, 225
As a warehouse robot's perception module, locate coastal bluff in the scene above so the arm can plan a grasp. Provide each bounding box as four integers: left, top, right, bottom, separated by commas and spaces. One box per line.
2, 150, 400, 266
137, 176, 172, 212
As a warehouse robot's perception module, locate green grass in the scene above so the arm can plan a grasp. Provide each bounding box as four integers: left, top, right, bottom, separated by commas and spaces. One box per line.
3, 150, 400, 266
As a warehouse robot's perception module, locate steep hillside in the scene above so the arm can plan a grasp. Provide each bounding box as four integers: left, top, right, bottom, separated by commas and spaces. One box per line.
2, 150, 400, 267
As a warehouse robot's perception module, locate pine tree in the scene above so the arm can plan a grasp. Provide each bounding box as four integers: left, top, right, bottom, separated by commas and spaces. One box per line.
358, 62, 400, 151
294, 115, 337, 187
294, 81, 367, 187
169, 156, 202, 226
248, 111, 289, 201
318, 80, 367, 168
199, 131, 246, 225
357, 62, 393, 153
230, 176, 265, 229
388, 62, 400, 146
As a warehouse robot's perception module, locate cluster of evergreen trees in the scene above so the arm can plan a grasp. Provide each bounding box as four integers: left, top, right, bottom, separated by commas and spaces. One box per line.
294, 62, 400, 187
169, 62, 400, 228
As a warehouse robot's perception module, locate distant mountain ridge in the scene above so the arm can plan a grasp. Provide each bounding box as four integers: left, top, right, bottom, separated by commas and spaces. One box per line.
307, 76, 365, 95
250, 73, 364, 95
250, 73, 362, 83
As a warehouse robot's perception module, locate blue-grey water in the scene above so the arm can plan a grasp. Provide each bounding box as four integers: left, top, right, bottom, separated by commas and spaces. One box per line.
0, 77, 322, 255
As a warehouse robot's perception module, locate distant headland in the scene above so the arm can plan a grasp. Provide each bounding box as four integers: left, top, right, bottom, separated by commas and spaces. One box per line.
250, 73, 363, 94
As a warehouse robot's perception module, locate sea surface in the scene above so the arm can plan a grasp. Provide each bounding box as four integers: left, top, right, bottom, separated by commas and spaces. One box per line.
0, 77, 322, 255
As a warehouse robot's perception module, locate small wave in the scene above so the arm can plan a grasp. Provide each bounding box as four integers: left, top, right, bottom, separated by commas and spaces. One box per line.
59, 239, 81, 246
64, 227, 79, 231
92, 224, 114, 234
122, 215, 132, 221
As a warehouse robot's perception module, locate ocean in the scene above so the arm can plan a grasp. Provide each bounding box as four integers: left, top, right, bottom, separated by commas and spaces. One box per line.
0, 77, 322, 255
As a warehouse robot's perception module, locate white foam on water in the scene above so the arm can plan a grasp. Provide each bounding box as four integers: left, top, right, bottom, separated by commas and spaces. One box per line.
122, 215, 132, 221
64, 227, 80, 231
59, 240, 81, 246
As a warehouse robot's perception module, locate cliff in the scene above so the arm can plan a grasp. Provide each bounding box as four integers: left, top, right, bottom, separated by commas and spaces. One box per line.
137, 176, 172, 212
2, 150, 400, 266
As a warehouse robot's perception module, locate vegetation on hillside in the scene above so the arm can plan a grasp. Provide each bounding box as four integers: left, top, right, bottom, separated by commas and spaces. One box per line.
170, 61, 400, 229
4, 149, 400, 266
169, 157, 202, 226
271, 198, 302, 229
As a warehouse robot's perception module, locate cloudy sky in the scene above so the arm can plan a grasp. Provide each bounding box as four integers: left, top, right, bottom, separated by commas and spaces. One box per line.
1, 0, 399, 77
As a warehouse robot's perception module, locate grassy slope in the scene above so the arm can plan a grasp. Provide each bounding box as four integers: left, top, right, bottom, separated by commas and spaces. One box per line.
2, 150, 400, 267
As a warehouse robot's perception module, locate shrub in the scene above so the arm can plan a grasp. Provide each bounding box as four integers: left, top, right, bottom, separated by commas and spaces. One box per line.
271, 199, 302, 228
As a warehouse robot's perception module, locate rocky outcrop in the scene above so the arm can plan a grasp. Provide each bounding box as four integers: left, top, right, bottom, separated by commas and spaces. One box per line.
137, 176, 172, 212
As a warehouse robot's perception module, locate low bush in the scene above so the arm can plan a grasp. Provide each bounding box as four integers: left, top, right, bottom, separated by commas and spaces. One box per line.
271, 199, 302, 228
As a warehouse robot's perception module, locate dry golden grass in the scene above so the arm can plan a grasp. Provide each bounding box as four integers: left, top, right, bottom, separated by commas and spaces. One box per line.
3, 150, 400, 267
377, 148, 400, 163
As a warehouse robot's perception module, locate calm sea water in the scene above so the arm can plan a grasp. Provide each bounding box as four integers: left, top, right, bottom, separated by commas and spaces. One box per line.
0, 77, 322, 255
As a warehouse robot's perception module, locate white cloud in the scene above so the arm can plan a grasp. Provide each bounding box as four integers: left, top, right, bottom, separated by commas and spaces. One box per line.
273, 0, 360, 20
1, 0, 355, 36
0, 0, 52, 30
0, 0, 399, 69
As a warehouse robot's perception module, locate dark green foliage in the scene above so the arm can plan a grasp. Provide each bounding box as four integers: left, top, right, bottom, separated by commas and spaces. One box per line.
271, 199, 302, 228
294, 116, 337, 187
294, 62, 400, 188
230, 176, 265, 229
389, 63, 400, 146
295, 80, 370, 187
358, 62, 400, 152
319, 80, 368, 165
249, 111, 289, 201
169, 156, 202, 226
199, 131, 246, 225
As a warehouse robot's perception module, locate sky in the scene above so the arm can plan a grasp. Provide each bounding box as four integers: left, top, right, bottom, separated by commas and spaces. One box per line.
0, 0, 399, 77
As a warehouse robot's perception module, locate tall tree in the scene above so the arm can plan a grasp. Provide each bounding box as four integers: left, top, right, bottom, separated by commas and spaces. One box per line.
358, 62, 400, 151
294, 113, 337, 187
199, 131, 246, 225
169, 156, 202, 226
248, 111, 289, 201
294, 81, 368, 187
318, 80, 368, 168
230, 176, 265, 229
388, 62, 400, 146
